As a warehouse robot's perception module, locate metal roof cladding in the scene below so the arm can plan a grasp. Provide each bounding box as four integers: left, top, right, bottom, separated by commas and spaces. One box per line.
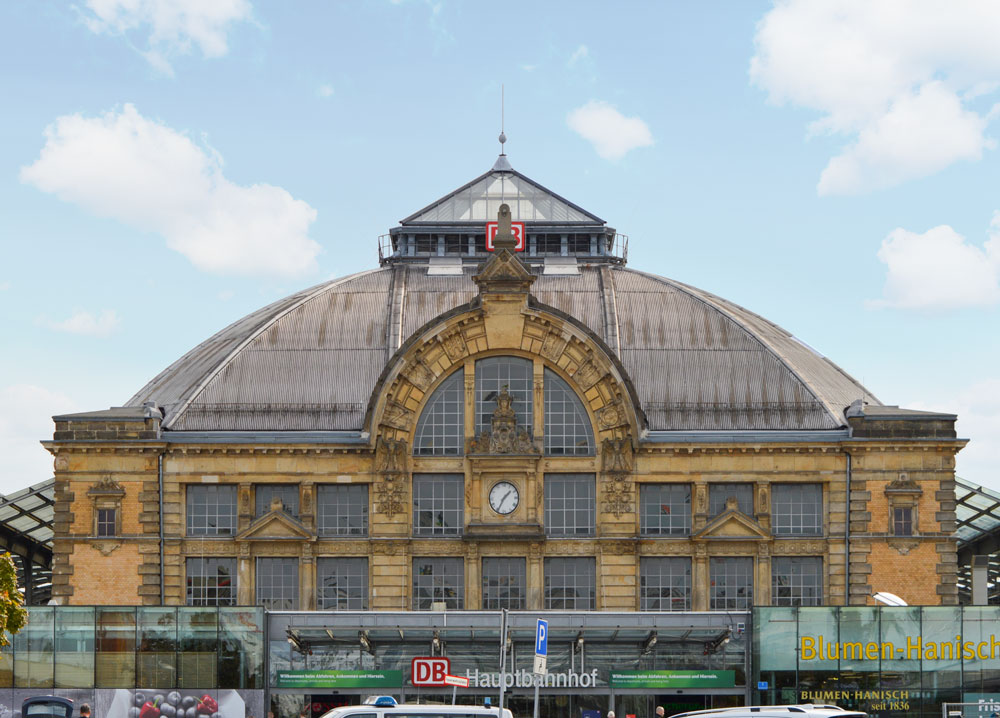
125, 156, 878, 434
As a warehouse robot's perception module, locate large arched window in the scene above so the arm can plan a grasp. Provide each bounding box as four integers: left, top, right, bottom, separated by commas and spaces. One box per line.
543, 369, 594, 455
475, 356, 533, 434
413, 369, 464, 456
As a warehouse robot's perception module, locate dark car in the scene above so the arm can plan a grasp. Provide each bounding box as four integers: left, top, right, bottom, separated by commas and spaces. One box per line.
22, 697, 74, 718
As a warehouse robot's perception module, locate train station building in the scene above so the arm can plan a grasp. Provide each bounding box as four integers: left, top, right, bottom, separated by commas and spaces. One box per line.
9, 145, 996, 718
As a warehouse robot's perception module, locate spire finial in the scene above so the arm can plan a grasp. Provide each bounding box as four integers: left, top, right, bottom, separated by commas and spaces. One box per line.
498, 84, 506, 154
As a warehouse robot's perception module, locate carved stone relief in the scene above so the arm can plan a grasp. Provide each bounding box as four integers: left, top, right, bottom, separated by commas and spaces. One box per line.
382, 400, 412, 430
600, 437, 633, 518
468, 387, 538, 455
695, 485, 708, 514
573, 359, 602, 389
541, 332, 567, 361
409, 361, 435, 391
441, 331, 467, 362
374, 437, 408, 518
597, 400, 626, 430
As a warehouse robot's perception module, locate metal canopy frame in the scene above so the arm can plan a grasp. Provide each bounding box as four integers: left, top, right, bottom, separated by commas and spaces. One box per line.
0, 478, 55, 605
955, 477, 1000, 604
273, 609, 745, 656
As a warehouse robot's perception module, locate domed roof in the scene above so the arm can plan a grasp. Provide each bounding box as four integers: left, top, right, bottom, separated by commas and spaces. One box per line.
127, 263, 876, 433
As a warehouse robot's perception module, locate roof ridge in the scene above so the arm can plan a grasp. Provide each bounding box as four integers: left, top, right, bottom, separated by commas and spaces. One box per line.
620, 268, 846, 428
162, 268, 386, 430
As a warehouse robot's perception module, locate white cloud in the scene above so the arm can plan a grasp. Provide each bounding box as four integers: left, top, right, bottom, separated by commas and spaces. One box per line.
869, 219, 1000, 310
751, 0, 1000, 194
316, 84, 334, 98
568, 44, 589, 67
0, 385, 79, 495
567, 101, 653, 161
0, 281, 9, 291
43, 309, 121, 338
81, 0, 253, 74
910, 380, 1000, 492
21, 104, 321, 277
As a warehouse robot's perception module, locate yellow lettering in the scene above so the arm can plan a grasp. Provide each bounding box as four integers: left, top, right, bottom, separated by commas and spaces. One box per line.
906, 635, 921, 660
925, 642, 938, 660
991, 635, 1000, 659
825, 641, 839, 660
866, 642, 879, 659
964, 641, 976, 660
978, 641, 989, 660
943, 641, 954, 660
801, 637, 816, 660
844, 642, 863, 660
882, 642, 894, 659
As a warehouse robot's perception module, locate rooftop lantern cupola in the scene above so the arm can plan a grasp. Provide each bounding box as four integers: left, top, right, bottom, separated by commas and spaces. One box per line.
378, 134, 628, 267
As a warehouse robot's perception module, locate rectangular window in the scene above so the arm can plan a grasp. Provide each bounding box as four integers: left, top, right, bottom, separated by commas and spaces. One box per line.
893, 507, 914, 536
186, 484, 237, 536
537, 234, 562, 255
709, 484, 754, 517
640, 557, 692, 610
567, 234, 591, 254
640, 484, 691, 536
482, 557, 526, 610
710, 557, 753, 610
475, 356, 533, 434
772, 483, 823, 535
544, 557, 595, 609
96, 508, 116, 537
186, 558, 236, 606
256, 558, 299, 610
317, 558, 368, 610
255, 484, 299, 518
544, 474, 595, 537
412, 557, 464, 610
413, 474, 464, 536
772, 556, 823, 606
318, 484, 369, 536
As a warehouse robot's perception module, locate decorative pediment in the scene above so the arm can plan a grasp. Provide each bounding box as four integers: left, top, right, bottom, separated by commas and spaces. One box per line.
87, 475, 125, 497
694, 504, 770, 540
885, 472, 922, 495
235, 510, 314, 541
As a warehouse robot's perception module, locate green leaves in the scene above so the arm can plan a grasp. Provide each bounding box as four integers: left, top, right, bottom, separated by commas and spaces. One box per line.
0, 553, 28, 648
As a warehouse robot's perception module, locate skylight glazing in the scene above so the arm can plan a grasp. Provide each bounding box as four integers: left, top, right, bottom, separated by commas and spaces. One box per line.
407, 172, 596, 224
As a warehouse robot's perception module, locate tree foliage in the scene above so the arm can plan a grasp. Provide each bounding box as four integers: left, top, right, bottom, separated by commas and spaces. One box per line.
0, 553, 27, 648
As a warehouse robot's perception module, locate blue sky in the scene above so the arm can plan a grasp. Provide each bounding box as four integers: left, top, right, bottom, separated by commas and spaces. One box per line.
1, 0, 999, 495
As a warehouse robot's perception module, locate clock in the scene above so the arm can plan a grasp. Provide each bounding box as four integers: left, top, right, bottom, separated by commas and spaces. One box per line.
489, 481, 519, 515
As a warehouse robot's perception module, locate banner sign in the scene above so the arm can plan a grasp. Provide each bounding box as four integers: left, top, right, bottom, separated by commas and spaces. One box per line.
609, 670, 735, 689
274, 670, 402, 688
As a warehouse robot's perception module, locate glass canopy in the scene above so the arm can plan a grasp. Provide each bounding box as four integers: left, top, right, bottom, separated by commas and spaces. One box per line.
403, 169, 602, 224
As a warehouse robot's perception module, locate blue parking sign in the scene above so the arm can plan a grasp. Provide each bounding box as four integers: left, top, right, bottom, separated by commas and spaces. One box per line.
535, 619, 548, 656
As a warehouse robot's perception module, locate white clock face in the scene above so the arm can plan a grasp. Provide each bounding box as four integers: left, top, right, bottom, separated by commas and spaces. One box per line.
489, 481, 519, 515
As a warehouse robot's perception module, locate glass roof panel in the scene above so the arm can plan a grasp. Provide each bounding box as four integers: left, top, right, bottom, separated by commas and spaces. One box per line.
955, 478, 1000, 544
405, 171, 599, 224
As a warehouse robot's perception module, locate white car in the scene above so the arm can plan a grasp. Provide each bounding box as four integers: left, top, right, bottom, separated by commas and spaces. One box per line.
319, 697, 513, 718
672, 705, 867, 718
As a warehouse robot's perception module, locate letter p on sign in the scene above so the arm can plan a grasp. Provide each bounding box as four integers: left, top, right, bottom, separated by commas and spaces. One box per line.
412, 657, 450, 686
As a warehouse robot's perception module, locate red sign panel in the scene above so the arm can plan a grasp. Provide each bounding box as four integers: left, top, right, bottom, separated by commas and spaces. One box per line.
411, 657, 451, 686
486, 221, 525, 251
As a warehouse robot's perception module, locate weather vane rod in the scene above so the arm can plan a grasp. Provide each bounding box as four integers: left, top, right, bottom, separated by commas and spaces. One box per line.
499, 84, 506, 154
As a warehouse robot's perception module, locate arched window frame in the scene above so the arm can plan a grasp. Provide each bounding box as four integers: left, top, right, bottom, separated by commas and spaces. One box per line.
543, 368, 595, 456
413, 368, 465, 456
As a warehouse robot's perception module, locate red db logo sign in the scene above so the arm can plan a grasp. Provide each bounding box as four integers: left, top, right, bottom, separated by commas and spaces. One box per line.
411, 657, 450, 686
485, 222, 525, 251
